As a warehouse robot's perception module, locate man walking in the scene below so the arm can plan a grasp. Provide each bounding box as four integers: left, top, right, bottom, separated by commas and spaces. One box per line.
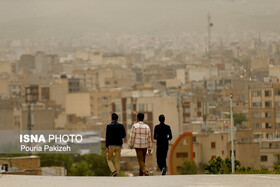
106, 113, 126, 177
129, 113, 152, 176
154, 114, 172, 175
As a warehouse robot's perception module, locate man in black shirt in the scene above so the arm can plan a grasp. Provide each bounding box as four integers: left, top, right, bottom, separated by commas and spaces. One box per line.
154, 114, 172, 175
106, 113, 126, 176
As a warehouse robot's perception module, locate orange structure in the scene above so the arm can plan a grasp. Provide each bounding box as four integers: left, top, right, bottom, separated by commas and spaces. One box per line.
169, 132, 193, 175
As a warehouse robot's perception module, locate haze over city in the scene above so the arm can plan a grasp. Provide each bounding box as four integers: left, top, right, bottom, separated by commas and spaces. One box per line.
1, 0, 280, 183
1, 0, 280, 39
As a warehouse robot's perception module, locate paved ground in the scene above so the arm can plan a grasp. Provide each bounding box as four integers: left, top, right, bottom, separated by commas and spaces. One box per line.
0, 174, 280, 187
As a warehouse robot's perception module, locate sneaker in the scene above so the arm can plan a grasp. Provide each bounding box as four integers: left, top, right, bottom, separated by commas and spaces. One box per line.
162, 168, 166, 175
112, 171, 118, 177
144, 171, 149, 176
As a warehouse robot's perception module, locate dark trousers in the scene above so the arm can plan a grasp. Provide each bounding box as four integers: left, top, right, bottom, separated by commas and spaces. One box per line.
156, 146, 168, 171
135, 148, 148, 176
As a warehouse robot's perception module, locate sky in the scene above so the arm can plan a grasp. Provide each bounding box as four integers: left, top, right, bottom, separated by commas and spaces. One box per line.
0, 0, 280, 39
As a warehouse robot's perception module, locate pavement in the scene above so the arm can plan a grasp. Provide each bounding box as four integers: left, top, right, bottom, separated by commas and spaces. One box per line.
0, 174, 280, 187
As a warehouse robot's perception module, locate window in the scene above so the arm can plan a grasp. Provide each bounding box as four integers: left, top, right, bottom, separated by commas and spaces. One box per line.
193, 152, 196, 158
176, 152, 188, 158
266, 133, 273, 139
275, 90, 280, 96
102, 96, 108, 101
127, 104, 131, 110
127, 114, 131, 119
102, 104, 108, 109
265, 90, 271, 97
260, 155, 268, 162
276, 111, 280, 118
252, 91, 261, 97
253, 123, 262, 129
138, 104, 145, 112
253, 112, 261, 118
265, 123, 272, 128
184, 108, 190, 114
254, 134, 262, 139
115, 104, 121, 112
211, 155, 216, 160
275, 101, 280, 107
252, 102, 261, 107
265, 112, 271, 118
265, 101, 271, 108
193, 136, 196, 143
211, 142, 216, 148
276, 123, 280, 128
184, 117, 190, 122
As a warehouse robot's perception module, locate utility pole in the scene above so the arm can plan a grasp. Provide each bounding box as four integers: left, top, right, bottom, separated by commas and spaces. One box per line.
177, 90, 181, 135
230, 93, 235, 173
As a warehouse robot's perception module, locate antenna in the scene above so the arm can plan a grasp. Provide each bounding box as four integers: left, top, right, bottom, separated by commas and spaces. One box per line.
207, 13, 214, 59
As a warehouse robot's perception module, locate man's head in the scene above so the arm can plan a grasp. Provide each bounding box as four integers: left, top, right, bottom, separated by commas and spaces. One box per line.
111, 113, 118, 121
159, 114, 165, 123
137, 113, 144, 122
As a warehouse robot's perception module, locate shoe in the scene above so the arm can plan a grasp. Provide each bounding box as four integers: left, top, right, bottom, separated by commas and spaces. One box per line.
144, 171, 149, 176
162, 168, 166, 175
112, 171, 118, 177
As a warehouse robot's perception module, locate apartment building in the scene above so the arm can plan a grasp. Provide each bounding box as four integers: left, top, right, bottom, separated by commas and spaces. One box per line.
248, 83, 280, 141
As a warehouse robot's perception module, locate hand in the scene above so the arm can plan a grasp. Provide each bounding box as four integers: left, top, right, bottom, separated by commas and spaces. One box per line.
130, 145, 134, 149
148, 148, 152, 154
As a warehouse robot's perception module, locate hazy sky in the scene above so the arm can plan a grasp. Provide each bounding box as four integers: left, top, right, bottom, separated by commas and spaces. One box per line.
0, 0, 280, 39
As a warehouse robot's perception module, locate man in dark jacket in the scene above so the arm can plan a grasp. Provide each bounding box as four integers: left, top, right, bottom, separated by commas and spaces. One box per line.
106, 113, 126, 176
154, 114, 172, 175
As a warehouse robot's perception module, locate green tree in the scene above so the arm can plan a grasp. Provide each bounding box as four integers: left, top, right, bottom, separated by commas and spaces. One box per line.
204, 157, 240, 174
233, 113, 248, 126
70, 161, 94, 176
274, 161, 280, 172
226, 113, 248, 127
39, 144, 111, 176
178, 160, 198, 174
39, 154, 74, 172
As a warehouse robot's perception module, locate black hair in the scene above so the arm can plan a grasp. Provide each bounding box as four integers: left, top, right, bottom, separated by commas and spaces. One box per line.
112, 113, 118, 121
159, 114, 165, 123
137, 113, 144, 121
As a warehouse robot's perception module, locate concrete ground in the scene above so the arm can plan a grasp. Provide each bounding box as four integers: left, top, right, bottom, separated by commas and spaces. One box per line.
0, 174, 280, 187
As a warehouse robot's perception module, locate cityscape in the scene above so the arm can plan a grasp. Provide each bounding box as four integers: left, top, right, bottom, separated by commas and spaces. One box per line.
1, 0, 280, 181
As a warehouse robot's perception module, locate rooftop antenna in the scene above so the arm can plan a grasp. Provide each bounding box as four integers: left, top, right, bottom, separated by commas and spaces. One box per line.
207, 13, 214, 59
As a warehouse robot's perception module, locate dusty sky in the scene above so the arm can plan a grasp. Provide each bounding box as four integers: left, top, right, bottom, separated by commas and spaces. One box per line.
0, 0, 280, 39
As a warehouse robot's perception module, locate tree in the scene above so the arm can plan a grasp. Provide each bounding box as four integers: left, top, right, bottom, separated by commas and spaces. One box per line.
204, 157, 240, 174
274, 161, 280, 172
233, 113, 247, 126
70, 161, 94, 176
178, 160, 198, 174
226, 113, 248, 127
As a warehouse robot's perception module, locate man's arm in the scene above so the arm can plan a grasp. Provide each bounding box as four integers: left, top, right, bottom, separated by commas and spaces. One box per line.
153, 126, 157, 140
122, 125, 126, 138
168, 126, 172, 140
147, 127, 152, 154
129, 125, 135, 149
105, 125, 109, 148
148, 128, 152, 149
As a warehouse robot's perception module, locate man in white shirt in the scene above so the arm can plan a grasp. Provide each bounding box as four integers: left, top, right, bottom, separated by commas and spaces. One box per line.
129, 113, 152, 176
